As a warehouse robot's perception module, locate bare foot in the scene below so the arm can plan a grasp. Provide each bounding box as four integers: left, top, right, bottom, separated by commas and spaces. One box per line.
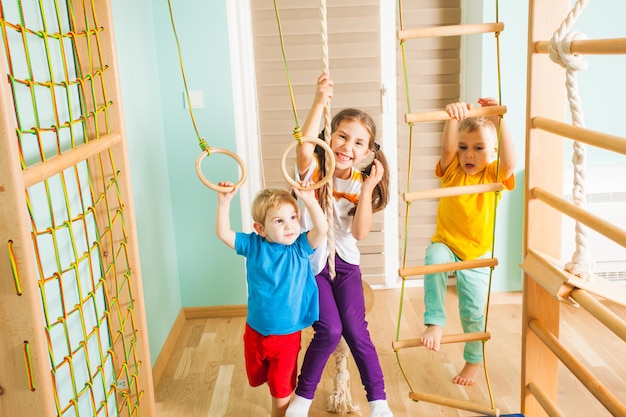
420, 325, 443, 352
452, 362, 482, 386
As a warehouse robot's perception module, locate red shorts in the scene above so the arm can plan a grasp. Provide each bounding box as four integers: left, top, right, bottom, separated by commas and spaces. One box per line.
243, 323, 302, 398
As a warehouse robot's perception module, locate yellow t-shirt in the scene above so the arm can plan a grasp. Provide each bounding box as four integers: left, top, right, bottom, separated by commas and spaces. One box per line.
431, 158, 515, 260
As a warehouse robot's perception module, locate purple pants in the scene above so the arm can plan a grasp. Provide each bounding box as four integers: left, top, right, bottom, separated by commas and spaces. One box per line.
294, 255, 387, 401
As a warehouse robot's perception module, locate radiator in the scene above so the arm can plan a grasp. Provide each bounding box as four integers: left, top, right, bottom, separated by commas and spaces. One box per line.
562, 165, 626, 283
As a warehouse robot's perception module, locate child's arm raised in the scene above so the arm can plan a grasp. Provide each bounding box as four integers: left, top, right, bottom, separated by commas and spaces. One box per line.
351, 159, 384, 241
293, 182, 328, 249
440, 101, 472, 173
478, 97, 517, 180
215, 181, 238, 249
296, 73, 334, 176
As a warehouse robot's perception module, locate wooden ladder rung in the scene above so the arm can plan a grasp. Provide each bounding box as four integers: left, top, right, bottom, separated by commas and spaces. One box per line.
408, 391, 500, 416
535, 37, 626, 55
531, 186, 626, 249
399, 258, 498, 278
527, 382, 564, 417
532, 116, 626, 156
529, 319, 626, 417
405, 105, 507, 124
398, 22, 504, 41
403, 183, 504, 202
393, 331, 490, 351
570, 288, 626, 343
22, 132, 123, 187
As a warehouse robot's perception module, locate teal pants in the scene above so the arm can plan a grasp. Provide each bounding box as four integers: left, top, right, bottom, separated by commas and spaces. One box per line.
423, 242, 489, 364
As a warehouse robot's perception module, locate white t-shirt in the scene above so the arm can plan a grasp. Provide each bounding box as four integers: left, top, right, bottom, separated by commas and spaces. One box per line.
298, 159, 362, 274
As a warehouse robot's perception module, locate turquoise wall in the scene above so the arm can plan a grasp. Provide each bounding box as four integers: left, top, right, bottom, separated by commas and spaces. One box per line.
108, 0, 625, 362
110, 0, 183, 363
110, 0, 247, 362
150, 1, 247, 307
479, 1, 530, 292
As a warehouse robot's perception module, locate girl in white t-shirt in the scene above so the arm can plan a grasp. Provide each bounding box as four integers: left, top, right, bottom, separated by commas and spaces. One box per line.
287, 73, 393, 417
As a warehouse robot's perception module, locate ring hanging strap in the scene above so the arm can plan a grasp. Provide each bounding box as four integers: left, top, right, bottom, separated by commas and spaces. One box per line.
167, 0, 246, 191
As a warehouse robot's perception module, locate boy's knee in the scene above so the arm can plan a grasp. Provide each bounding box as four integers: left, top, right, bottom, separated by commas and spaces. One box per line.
425, 242, 454, 264
459, 296, 486, 322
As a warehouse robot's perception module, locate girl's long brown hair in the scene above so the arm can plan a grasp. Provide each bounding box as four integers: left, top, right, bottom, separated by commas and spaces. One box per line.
314, 108, 390, 215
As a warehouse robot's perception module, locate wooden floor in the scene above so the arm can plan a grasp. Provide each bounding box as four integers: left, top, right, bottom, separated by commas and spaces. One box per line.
154, 286, 626, 416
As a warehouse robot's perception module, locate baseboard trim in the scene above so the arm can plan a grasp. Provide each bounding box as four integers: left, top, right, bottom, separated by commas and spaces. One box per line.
151, 309, 186, 387
490, 291, 523, 305
183, 304, 247, 319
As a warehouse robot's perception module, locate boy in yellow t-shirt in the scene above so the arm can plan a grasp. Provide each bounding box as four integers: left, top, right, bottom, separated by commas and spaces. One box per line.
420, 98, 517, 386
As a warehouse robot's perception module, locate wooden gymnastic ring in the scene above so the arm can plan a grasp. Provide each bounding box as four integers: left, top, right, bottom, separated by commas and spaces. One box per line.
280, 136, 336, 191
195, 148, 247, 192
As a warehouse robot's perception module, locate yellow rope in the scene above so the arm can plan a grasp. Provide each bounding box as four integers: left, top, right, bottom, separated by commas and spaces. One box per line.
166, 1, 247, 192
22, 341, 35, 391
272, 0, 303, 141
166, 0, 210, 153
480, 4, 504, 409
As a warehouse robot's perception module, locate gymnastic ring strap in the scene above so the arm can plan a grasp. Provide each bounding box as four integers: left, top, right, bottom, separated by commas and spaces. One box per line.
195, 148, 247, 192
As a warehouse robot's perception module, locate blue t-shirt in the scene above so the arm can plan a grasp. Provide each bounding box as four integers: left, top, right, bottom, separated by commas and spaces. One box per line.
235, 232, 318, 336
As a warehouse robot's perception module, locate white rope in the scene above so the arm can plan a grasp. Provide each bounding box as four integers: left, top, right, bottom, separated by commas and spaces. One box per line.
320, 0, 336, 281
320, 0, 358, 413
319, 1, 358, 413
548, 0, 595, 281
326, 338, 361, 415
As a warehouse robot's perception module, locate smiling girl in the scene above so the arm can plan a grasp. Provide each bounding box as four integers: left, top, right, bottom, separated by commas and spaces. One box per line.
286, 73, 393, 417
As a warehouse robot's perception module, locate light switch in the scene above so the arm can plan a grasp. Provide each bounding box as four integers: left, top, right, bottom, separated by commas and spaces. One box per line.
184, 91, 204, 109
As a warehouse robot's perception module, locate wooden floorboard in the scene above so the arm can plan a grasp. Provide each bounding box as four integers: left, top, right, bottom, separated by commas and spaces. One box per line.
154, 286, 626, 416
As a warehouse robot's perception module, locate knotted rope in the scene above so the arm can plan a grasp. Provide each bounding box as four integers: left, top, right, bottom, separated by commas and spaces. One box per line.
319, 0, 336, 281
318, 2, 358, 414
548, 0, 595, 281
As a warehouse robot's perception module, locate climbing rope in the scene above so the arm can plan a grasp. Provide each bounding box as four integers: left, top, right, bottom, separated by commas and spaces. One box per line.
318, 0, 336, 281
547, 0, 595, 281
272, 1, 358, 413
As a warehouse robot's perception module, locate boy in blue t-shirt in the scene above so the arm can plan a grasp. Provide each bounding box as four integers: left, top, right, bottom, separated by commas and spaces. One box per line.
215, 180, 327, 417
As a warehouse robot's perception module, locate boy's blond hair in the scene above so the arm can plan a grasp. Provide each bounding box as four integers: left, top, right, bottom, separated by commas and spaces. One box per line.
458, 116, 498, 148
251, 188, 299, 225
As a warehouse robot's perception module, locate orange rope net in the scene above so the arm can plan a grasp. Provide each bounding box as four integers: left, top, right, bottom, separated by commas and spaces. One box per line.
1, 0, 150, 415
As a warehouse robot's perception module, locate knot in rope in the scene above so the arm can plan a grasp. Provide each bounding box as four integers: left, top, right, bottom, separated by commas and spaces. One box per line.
326, 338, 360, 415
565, 252, 595, 281
548, 31, 589, 72
198, 139, 210, 153
292, 128, 303, 143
